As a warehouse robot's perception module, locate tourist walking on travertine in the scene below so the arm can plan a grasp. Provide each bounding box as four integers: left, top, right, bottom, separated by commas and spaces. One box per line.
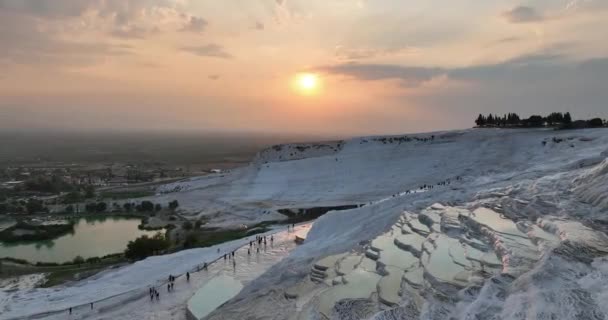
187, 272, 190, 282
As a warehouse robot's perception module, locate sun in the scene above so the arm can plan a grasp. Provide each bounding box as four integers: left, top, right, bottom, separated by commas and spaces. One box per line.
299, 73, 318, 90
294, 73, 320, 95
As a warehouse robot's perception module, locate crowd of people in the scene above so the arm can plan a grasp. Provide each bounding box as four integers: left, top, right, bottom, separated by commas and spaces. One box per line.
66, 224, 301, 316
379, 176, 464, 201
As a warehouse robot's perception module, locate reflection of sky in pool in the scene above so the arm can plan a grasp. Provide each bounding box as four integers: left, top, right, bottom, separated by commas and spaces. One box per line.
186, 224, 312, 319
187, 275, 243, 320
0, 216, 159, 263
292, 205, 549, 318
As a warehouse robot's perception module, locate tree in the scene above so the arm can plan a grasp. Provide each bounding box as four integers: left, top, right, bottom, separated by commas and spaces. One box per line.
124, 233, 169, 260
26, 199, 46, 214
194, 220, 203, 229
169, 200, 179, 211
182, 221, 193, 230
564, 112, 572, 125
154, 203, 162, 212
487, 114, 495, 125
73, 255, 85, 267
588, 118, 604, 127
84, 186, 95, 199
96, 202, 107, 213
64, 191, 83, 204
139, 201, 154, 212
524, 115, 544, 127
85, 203, 97, 212
65, 205, 74, 213
183, 233, 199, 249
86, 256, 102, 264
475, 114, 486, 127
123, 203, 132, 212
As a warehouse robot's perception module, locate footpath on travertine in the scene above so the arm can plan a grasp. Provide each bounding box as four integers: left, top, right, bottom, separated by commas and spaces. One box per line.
13, 224, 311, 320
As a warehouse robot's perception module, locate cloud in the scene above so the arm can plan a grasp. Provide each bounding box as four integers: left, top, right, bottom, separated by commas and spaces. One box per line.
496, 36, 521, 43
334, 46, 418, 61
0, 0, 192, 64
0, 0, 92, 17
0, 0, 180, 21
181, 16, 208, 33
0, 0, 190, 34
502, 6, 543, 23
319, 51, 583, 87
110, 25, 159, 39
0, 12, 132, 66
180, 44, 233, 59
319, 63, 445, 87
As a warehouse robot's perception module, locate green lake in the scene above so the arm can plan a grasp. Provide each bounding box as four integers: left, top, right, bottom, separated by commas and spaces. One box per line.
0, 216, 160, 263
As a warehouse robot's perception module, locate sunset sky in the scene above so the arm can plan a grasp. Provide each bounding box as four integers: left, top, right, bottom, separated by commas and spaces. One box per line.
1, 0, 607, 136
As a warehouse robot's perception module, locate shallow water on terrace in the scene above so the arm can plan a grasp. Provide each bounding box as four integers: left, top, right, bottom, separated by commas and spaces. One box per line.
421, 234, 470, 285
472, 208, 526, 237
187, 275, 243, 320
298, 205, 524, 318
0, 216, 159, 263
317, 268, 382, 317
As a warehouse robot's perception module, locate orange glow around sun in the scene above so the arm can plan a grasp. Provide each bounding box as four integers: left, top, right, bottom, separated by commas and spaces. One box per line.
293, 73, 321, 95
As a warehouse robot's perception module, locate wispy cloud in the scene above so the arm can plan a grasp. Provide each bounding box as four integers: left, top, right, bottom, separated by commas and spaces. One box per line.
497, 36, 521, 43
502, 6, 543, 23
334, 46, 419, 61
0, 12, 132, 66
320, 63, 443, 87
180, 16, 208, 33
110, 25, 159, 39
180, 44, 233, 59
319, 51, 582, 87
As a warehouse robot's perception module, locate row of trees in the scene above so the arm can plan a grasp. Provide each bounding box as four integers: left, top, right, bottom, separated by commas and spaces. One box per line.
65, 200, 179, 214
22, 175, 75, 194
475, 112, 606, 129
475, 112, 572, 127
1, 198, 180, 215
63, 186, 96, 204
